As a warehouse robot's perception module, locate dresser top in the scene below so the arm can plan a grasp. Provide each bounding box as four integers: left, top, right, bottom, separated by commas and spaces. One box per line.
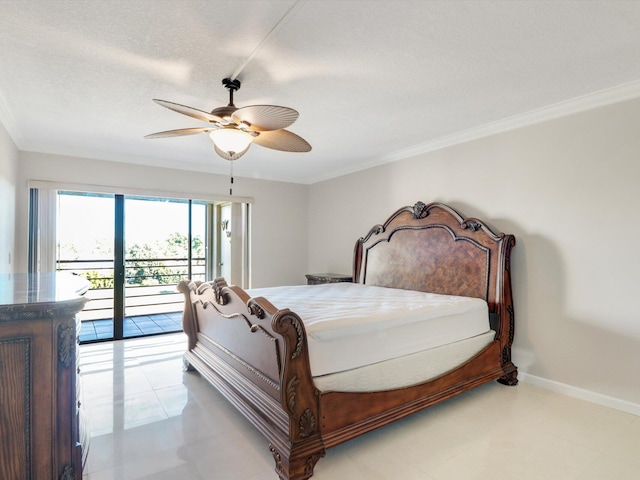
0, 272, 89, 313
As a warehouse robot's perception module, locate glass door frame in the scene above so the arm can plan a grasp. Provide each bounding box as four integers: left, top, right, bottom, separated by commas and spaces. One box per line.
113, 194, 125, 339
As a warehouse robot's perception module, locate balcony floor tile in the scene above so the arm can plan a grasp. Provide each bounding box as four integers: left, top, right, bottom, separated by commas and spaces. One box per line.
80, 313, 182, 343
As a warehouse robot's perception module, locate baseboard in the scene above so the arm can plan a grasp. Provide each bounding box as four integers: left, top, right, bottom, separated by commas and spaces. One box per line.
521, 373, 640, 417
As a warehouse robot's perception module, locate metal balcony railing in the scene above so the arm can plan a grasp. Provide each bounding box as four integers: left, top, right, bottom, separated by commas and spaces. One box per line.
56, 257, 206, 322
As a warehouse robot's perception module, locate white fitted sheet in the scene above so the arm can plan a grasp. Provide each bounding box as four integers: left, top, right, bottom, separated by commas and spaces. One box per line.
248, 283, 490, 377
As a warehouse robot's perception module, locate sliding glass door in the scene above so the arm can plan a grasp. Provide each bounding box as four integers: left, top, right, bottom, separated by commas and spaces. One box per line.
53, 191, 245, 342
119, 196, 205, 338
57, 192, 116, 338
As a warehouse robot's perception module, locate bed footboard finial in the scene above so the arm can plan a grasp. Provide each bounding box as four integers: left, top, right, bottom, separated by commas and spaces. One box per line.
212, 277, 229, 305
248, 300, 266, 319
177, 280, 199, 351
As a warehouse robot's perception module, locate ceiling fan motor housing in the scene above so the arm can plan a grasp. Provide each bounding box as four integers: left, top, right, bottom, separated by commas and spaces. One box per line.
211, 105, 238, 120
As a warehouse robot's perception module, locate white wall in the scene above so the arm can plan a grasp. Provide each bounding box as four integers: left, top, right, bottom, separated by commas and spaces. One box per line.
15, 152, 309, 287
0, 121, 17, 274
309, 97, 640, 408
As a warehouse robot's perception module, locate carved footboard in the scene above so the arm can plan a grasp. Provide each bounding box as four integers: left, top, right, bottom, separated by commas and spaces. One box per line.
178, 279, 325, 480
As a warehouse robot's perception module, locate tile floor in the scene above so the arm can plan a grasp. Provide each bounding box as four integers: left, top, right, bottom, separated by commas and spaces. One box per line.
78, 312, 183, 342
80, 333, 640, 480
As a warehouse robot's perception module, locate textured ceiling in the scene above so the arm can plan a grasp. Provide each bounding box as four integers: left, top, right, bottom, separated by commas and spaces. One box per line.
1, 0, 640, 184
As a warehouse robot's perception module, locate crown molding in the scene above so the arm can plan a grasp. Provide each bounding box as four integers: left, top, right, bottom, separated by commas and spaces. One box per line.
308, 78, 640, 184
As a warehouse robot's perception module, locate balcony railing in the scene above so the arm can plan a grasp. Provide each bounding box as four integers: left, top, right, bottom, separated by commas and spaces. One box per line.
57, 257, 206, 322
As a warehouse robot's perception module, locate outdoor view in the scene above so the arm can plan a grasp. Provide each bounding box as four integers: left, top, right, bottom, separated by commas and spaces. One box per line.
56, 192, 209, 341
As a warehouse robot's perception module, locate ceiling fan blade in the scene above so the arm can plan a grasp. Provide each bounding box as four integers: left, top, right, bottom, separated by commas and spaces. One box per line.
232, 105, 299, 131
252, 129, 311, 152
144, 127, 216, 139
153, 99, 224, 123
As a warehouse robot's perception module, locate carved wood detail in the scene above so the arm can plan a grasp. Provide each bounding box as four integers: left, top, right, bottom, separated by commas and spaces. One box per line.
248, 301, 266, 319
501, 304, 516, 366
57, 321, 75, 368
298, 409, 316, 438
286, 375, 300, 415
212, 278, 229, 305
277, 313, 303, 360
269, 444, 285, 478
461, 219, 482, 231
412, 201, 428, 219
59, 464, 75, 480
304, 452, 325, 477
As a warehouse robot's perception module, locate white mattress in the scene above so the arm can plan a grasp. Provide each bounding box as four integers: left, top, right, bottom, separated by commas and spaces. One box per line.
313, 330, 495, 392
248, 283, 490, 377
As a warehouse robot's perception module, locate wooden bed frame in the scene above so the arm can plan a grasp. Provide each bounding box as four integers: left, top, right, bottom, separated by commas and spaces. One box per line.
178, 201, 517, 479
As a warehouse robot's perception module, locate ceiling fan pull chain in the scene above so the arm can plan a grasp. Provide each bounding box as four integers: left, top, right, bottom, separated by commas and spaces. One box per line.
229, 161, 234, 196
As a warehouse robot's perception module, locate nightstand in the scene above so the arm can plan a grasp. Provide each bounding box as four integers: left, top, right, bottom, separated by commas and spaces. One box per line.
305, 273, 353, 285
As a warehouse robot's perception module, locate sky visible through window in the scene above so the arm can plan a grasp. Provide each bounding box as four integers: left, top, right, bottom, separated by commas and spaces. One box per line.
56, 192, 205, 260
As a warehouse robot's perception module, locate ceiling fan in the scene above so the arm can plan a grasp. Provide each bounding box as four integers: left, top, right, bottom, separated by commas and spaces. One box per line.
145, 78, 311, 161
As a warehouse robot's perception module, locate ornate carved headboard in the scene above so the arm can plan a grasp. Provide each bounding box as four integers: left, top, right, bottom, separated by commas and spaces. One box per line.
353, 202, 515, 318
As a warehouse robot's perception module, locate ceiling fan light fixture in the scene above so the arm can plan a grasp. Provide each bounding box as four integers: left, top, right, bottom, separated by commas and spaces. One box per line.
210, 127, 253, 158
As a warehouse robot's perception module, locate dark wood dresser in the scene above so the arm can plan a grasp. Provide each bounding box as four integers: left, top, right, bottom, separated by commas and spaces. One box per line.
305, 273, 353, 285
0, 273, 88, 480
